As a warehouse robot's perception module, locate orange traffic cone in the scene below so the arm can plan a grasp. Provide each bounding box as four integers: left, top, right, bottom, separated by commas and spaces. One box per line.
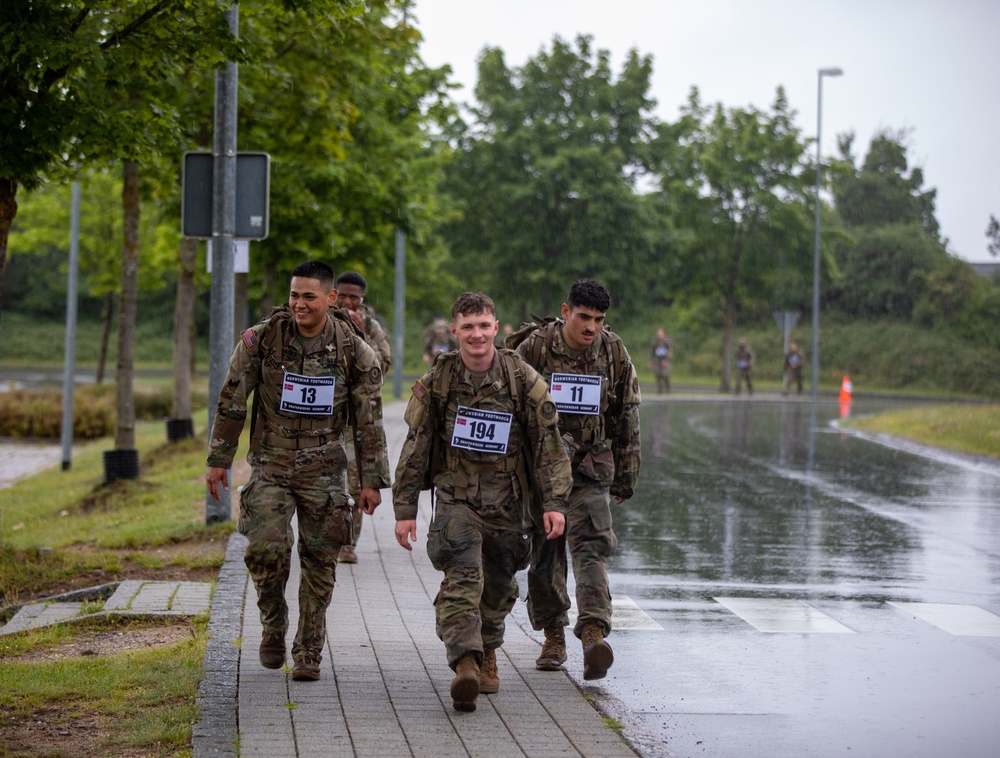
839, 375, 853, 402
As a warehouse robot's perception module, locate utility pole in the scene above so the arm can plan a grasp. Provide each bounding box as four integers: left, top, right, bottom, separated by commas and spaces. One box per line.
206, 4, 239, 523
60, 182, 81, 470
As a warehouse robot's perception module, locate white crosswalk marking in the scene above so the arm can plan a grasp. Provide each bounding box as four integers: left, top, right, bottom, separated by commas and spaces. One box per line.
888, 602, 1000, 636
714, 597, 855, 633
567, 595, 664, 630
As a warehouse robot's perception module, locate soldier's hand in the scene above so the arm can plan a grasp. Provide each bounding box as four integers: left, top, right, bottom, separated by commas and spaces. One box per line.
610, 484, 633, 503
358, 487, 381, 515
347, 309, 365, 331
543, 511, 565, 540
395, 519, 417, 550
205, 466, 228, 501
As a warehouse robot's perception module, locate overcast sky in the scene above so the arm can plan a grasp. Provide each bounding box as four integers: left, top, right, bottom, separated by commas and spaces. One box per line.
412, 0, 999, 263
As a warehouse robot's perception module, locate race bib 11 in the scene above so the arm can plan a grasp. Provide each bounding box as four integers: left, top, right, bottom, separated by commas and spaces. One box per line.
549, 373, 601, 415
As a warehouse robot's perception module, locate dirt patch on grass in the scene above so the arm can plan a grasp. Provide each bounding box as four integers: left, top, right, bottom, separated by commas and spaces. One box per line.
0, 619, 202, 757
2, 707, 110, 758
3, 620, 198, 664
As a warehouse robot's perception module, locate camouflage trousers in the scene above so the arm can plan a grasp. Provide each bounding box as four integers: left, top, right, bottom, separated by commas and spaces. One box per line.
526, 475, 618, 638
239, 447, 352, 660
345, 426, 363, 547
426, 501, 532, 669
735, 368, 753, 394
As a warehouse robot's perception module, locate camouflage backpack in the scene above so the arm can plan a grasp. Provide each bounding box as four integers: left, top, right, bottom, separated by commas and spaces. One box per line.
503, 315, 629, 437
417, 348, 527, 492
246, 305, 366, 454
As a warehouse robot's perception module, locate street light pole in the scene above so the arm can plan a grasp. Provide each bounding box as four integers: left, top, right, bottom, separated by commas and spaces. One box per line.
812, 67, 843, 399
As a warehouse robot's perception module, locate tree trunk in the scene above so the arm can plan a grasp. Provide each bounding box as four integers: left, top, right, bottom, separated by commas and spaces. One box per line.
171, 237, 197, 420
96, 292, 114, 385
115, 159, 140, 451
190, 314, 198, 380
0, 177, 19, 321
719, 298, 735, 392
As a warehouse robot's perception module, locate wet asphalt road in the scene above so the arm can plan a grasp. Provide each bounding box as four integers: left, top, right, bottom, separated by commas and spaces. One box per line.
561, 396, 1000, 758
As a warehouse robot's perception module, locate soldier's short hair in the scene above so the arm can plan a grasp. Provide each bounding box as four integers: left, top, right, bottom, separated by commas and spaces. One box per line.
292, 260, 335, 290
567, 278, 611, 313
451, 291, 496, 320
336, 271, 367, 292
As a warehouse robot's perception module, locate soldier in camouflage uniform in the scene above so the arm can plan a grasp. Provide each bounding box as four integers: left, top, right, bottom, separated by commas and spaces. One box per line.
206, 261, 390, 682
393, 291, 572, 712
334, 271, 391, 564
734, 337, 755, 395
649, 328, 674, 394
423, 314, 458, 363
783, 341, 805, 396
515, 278, 641, 681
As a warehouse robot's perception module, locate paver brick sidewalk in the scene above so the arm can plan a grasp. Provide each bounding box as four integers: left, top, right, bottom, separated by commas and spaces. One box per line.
194, 400, 642, 758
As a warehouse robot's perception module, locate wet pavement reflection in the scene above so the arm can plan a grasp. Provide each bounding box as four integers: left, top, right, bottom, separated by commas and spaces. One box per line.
594, 396, 1000, 757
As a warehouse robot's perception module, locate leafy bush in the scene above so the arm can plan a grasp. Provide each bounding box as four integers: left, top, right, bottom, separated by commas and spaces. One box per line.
0, 385, 208, 439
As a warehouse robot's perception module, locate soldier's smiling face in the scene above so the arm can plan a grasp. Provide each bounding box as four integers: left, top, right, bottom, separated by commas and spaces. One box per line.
289, 276, 335, 337
561, 304, 606, 351
453, 310, 498, 367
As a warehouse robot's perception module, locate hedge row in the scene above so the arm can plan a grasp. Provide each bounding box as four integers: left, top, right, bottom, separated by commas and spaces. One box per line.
0, 386, 207, 439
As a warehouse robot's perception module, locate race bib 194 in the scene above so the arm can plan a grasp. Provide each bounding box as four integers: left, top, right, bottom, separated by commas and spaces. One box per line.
450, 406, 513, 454
549, 373, 601, 415
279, 372, 335, 415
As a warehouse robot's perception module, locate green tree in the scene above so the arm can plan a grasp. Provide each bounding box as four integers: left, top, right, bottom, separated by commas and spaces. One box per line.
648, 87, 813, 391
226, 2, 457, 318
830, 129, 949, 319
834, 129, 939, 235
8, 167, 174, 382
440, 35, 657, 318
0, 0, 242, 320
986, 214, 1000, 257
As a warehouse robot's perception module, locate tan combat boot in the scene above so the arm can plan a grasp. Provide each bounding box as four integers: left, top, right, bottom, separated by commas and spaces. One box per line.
479, 648, 500, 694
338, 544, 358, 564
450, 652, 481, 712
291, 654, 321, 681
581, 623, 614, 681
259, 631, 285, 670
535, 626, 567, 671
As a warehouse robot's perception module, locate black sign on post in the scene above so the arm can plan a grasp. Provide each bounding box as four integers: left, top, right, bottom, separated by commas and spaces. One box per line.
181, 151, 270, 239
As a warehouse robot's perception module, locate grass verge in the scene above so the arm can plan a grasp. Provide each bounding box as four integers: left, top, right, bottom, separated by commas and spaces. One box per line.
1, 419, 234, 608
0, 616, 206, 757
844, 403, 1000, 460
1, 417, 236, 757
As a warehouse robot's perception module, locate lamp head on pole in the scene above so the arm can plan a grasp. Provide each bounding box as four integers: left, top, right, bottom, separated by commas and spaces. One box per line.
819, 67, 844, 78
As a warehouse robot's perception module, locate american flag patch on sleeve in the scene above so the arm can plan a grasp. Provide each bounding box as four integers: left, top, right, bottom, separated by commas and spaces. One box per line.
242, 329, 258, 350
412, 379, 428, 399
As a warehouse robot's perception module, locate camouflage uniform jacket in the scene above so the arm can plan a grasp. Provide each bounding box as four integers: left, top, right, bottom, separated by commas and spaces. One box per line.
392, 348, 572, 522
516, 321, 641, 499
736, 345, 755, 369
207, 309, 391, 491
359, 303, 391, 372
